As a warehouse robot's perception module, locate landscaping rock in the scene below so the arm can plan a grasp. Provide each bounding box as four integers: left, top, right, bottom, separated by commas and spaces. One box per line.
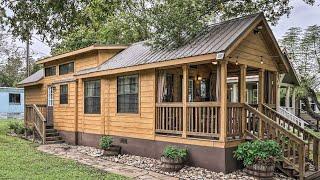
38, 144, 293, 180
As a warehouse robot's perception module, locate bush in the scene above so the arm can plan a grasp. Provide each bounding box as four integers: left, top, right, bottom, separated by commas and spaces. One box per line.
163, 146, 188, 160
234, 140, 282, 167
99, 136, 113, 149
8, 121, 25, 134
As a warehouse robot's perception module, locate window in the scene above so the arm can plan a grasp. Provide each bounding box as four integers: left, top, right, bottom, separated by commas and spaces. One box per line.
59, 62, 74, 75
9, 93, 21, 104
117, 75, 139, 113
60, 84, 68, 104
84, 80, 101, 114
45, 66, 56, 76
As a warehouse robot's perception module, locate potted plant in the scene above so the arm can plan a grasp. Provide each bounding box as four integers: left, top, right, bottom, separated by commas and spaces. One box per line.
99, 136, 121, 156
234, 140, 282, 179
161, 146, 188, 172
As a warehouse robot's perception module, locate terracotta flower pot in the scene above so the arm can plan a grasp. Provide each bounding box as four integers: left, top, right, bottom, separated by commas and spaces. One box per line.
103, 145, 121, 156
160, 156, 185, 172
244, 163, 275, 179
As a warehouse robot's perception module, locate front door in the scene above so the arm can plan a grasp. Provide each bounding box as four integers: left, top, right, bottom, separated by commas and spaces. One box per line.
47, 86, 55, 126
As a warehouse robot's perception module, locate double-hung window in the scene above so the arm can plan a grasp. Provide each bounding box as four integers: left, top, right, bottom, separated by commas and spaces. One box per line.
60, 84, 68, 104
117, 75, 139, 113
84, 80, 101, 114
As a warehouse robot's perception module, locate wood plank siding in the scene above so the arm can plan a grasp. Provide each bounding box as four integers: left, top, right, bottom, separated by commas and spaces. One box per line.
23, 14, 288, 149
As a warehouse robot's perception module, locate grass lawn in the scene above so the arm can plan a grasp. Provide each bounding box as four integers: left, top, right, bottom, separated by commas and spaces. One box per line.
0, 119, 127, 180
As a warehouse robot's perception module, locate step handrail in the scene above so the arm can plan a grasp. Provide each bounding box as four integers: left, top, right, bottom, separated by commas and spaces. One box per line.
278, 106, 309, 128
263, 104, 320, 141
31, 104, 47, 144
244, 104, 308, 179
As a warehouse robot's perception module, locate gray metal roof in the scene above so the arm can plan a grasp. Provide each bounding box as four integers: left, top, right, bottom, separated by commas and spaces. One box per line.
18, 69, 44, 85
77, 13, 262, 75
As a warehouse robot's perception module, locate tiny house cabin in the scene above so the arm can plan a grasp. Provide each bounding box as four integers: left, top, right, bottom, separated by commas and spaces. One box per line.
19, 13, 320, 179
0, 87, 24, 119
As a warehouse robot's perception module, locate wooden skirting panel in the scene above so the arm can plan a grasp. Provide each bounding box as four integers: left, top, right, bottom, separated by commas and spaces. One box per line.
58, 130, 242, 173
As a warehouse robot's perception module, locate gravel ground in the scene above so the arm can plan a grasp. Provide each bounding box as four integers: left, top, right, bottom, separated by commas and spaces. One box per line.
74, 145, 292, 180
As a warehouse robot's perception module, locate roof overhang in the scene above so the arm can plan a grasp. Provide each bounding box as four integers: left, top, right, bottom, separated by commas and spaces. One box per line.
17, 80, 43, 88
76, 53, 217, 79
36, 45, 128, 65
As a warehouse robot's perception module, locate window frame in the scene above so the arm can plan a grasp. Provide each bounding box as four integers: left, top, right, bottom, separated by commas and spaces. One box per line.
59, 84, 68, 104
84, 79, 101, 114
9, 93, 21, 105
116, 74, 139, 114
45, 66, 56, 77
59, 62, 74, 75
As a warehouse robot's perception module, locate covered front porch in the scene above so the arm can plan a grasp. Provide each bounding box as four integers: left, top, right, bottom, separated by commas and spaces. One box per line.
155, 60, 277, 143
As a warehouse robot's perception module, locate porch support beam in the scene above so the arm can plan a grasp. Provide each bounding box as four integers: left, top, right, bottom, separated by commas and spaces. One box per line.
239, 65, 247, 137
182, 64, 189, 138
275, 72, 280, 111
258, 68, 265, 139
219, 61, 228, 142
285, 86, 291, 109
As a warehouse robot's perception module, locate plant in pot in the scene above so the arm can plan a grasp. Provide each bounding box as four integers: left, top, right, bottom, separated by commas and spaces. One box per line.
161, 146, 188, 172
99, 136, 121, 156
234, 140, 282, 179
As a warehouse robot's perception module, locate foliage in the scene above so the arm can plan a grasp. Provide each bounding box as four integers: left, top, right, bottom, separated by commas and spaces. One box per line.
0, 0, 317, 52
234, 140, 282, 167
0, 120, 126, 179
7, 121, 25, 134
280, 25, 320, 129
163, 146, 188, 160
99, 135, 113, 149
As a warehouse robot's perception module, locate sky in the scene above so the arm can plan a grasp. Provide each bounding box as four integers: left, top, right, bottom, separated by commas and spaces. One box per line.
10, 0, 320, 59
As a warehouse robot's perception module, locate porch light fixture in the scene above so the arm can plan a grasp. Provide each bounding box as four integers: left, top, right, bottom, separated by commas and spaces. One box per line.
260, 56, 264, 64
235, 56, 239, 65
212, 61, 218, 65
197, 76, 202, 81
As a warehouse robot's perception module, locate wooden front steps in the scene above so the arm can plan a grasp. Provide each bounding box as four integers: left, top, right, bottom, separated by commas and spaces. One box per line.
45, 125, 64, 144
244, 104, 320, 180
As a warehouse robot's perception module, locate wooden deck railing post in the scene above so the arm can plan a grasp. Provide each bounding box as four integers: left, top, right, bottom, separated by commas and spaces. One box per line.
219, 60, 228, 142
314, 139, 319, 171
299, 143, 306, 180
258, 68, 265, 139
239, 65, 247, 137
182, 64, 189, 138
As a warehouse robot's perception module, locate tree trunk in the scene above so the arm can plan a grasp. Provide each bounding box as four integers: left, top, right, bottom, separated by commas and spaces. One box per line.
301, 96, 320, 131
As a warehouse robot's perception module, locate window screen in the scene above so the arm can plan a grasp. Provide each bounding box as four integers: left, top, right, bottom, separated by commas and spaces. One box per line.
117, 75, 139, 113
60, 84, 68, 104
84, 80, 101, 114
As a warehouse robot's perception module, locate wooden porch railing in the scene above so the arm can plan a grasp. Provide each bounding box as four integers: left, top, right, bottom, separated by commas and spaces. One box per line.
227, 103, 243, 139
25, 104, 47, 144
187, 102, 220, 138
155, 102, 220, 138
156, 103, 183, 135
244, 104, 320, 179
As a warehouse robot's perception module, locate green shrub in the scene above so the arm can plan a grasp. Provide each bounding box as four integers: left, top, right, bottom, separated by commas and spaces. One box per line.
234, 140, 282, 167
8, 121, 25, 134
163, 146, 188, 160
99, 136, 113, 149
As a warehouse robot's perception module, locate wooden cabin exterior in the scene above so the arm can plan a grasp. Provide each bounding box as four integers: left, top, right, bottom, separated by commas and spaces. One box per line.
19, 13, 320, 179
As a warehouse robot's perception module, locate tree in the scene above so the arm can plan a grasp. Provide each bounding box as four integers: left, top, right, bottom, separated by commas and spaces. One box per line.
280, 25, 320, 130
0, 0, 317, 53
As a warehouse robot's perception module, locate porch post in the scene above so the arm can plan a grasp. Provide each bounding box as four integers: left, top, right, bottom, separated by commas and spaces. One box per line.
292, 87, 296, 114
239, 65, 247, 137
275, 72, 280, 111
219, 61, 228, 142
285, 86, 291, 111
258, 68, 265, 138
182, 64, 189, 138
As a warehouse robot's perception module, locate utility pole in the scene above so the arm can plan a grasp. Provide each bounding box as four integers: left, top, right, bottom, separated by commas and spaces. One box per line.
26, 36, 30, 77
